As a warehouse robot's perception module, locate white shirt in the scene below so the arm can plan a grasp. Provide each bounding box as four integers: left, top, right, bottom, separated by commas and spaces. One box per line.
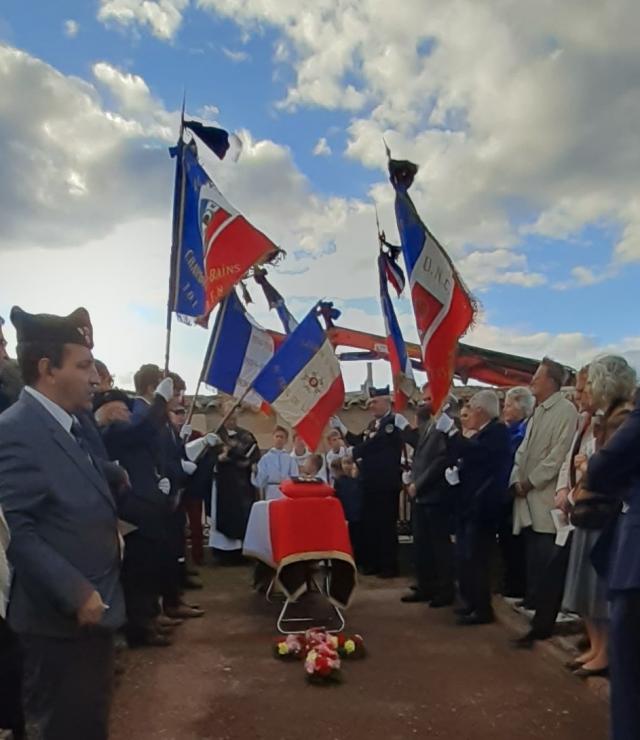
252, 449, 298, 501
24, 386, 73, 434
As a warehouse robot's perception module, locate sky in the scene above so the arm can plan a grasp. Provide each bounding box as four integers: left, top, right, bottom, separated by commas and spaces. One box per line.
1, 0, 639, 393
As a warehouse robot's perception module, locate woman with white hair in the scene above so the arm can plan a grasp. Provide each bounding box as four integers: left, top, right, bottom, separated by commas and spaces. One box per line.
503, 386, 535, 455
562, 355, 637, 679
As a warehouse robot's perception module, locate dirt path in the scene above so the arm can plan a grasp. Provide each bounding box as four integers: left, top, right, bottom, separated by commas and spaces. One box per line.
110, 564, 608, 740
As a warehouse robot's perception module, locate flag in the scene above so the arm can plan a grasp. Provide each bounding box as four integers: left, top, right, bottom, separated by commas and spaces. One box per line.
253, 269, 298, 334
202, 290, 277, 409
169, 140, 210, 322
251, 306, 345, 450
378, 252, 416, 411
379, 249, 406, 296
183, 120, 230, 160
390, 158, 476, 412
169, 141, 279, 321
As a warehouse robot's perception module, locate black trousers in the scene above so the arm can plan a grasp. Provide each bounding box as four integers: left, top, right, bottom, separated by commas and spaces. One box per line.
457, 522, 495, 619
412, 504, 454, 600
362, 490, 399, 574
609, 590, 640, 740
530, 534, 573, 638
497, 504, 527, 597
0, 618, 24, 736
20, 630, 114, 740
524, 528, 557, 608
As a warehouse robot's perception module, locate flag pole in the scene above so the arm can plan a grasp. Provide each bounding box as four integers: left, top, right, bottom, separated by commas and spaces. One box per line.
185, 300, 224, 425
164, 92, 187, 373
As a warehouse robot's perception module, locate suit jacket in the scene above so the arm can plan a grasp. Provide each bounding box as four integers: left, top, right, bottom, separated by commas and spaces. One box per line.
449, 419, 512, 528
101, 395, 172, 541
511, 392, 578, 534
0, 507, 9, 619
405, 419, 451, 507
346, 412, 404, 494
0, 390, 125, 637
587, 399, 640, 591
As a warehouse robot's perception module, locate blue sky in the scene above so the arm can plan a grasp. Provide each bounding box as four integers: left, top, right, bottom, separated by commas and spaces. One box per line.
1, 0, 639, 390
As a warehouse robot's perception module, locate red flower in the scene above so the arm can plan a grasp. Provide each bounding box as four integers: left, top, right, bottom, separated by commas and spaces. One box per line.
316, 655, 332, 677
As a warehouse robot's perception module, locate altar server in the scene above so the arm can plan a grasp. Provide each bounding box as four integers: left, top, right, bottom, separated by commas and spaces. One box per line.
252, 426, 298, 501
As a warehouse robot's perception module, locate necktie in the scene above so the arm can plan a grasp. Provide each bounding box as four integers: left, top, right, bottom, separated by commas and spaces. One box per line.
71, 419, 96, 467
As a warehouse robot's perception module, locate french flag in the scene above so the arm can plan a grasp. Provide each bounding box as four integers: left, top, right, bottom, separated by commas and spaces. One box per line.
378, 253, 415, 411
390, 158, 476, 413
251, 306, 345, 451
202, 291, 280, 409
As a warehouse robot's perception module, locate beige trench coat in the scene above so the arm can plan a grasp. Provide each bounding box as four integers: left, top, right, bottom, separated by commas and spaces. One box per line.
511, 392, 578, 534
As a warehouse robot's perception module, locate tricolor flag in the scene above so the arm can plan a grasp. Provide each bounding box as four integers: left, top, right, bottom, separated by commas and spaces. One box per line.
169, 140, 278, 323
378, 253, 415, 411
390, 158, 476, 412
379, 248, 406, 296
202, 291, 278, 409
251, 306, 345, 450
253, 269, 298, 334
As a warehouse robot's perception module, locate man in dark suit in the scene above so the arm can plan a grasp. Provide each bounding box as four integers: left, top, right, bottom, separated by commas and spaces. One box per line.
440, 389, 512, 625
0, 306, 125, 740
587, 398, 640, 740
331, 386, 409, 577
401, 385, 456, 606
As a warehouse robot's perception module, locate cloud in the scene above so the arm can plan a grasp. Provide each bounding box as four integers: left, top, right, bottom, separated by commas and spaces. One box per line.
221, 46, 250, 63
64, 19, 79, 38
0, 45, 177, 250
98, 0, 189, 40
312, 137, 331, 157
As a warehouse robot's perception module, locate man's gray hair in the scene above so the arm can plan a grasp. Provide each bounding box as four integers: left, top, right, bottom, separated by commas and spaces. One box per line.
588, 355, 637, 410
505, 386, 535, 420
469, 389, 500, 419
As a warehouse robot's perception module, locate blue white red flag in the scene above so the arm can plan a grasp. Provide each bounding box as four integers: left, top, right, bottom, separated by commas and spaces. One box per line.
380, 249, 406, 296
254, 270, 298, 334
202, 290, 279, 409
251, 306, 345, 450
169, 140, 278, 323
390, 158, 476, 412
378, 253, 415, 411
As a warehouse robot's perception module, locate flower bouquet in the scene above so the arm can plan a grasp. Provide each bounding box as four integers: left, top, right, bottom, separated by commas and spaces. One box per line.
304, 642, 342, 685
273, 633, 307, 661
336, 633, 366, 659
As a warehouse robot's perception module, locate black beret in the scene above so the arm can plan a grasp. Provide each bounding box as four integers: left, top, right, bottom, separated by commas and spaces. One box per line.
368, 385, 391, 399
93, 389, 133, 413
11, 306, 93, 350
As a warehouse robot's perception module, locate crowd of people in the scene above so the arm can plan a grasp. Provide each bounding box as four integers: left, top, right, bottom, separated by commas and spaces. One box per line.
0, 305, 639, 740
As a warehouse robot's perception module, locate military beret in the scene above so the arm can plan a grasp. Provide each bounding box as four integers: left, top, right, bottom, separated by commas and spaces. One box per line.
93, 389, 133, 412
10, 306, 93, 350
368, 385, 391, 399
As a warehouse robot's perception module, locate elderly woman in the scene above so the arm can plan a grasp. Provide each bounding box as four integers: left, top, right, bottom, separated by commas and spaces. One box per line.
562, 355, 637, 679
498, 386, 535, 598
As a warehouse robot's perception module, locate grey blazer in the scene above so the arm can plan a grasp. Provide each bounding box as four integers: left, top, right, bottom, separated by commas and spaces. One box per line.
0, 390, 125, 637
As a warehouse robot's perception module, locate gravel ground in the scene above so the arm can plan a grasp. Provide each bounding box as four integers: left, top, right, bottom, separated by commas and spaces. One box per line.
110, 563, 608, 740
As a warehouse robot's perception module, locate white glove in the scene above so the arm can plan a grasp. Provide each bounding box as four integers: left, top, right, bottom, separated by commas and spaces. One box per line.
394, 413, 410, 430
181, 459, 198, 476
435, 413, 454, 434
158, 477, 171, 495
179, 423, 192, 441
329, 416, 347, 435
445, 466, 460, 486
184, 437, 207, 462
204, 432, 220, 447
155, 377, 174, 402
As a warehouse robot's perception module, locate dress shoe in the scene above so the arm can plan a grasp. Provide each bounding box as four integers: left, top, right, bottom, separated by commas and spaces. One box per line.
155, 614, 183, 628
457, 612, 495, 626
377, 570, 398, 579
129, 630, 172, 648
401, 591, 431, 603
165, 605, 205, 619
453, 605, 474, 617
429, 596, 455, 609
565, 659, 586, 672
573, 666, 609, 679
511, 633, 539, 650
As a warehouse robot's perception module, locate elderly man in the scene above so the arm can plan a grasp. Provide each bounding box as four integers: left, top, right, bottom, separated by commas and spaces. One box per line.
331, 386, 409, 578
511, 357, 578, 610
401, 385, 457, 606
439, 390, 512, 625
0, 306, 125, 740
